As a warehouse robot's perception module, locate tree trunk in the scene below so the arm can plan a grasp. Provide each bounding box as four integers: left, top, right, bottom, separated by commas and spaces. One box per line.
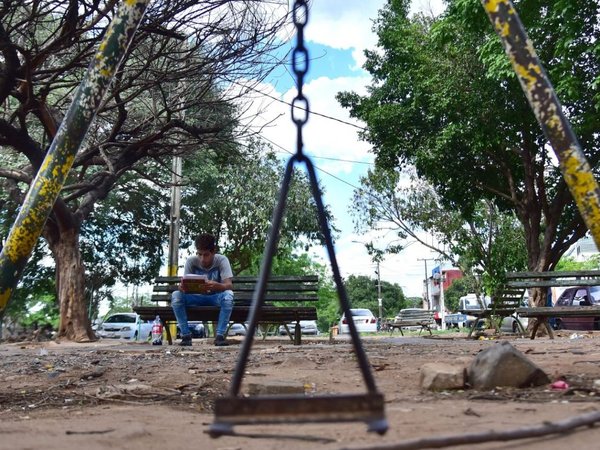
48, 228, 95, 342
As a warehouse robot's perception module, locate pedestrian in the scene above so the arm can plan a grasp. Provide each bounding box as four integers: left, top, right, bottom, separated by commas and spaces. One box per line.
172, 233, 234, 346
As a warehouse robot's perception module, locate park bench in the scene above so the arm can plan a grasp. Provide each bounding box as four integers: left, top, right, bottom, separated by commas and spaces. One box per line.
388, 309, 436, 336
509, 270, 600, 339
459, 287, 526, 338
134, 275, 318, 345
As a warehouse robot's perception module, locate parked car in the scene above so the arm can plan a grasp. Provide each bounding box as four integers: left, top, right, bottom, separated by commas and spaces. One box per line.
339, 308, 378, 334
500, 313, 529, 334
553, 286, 600, 330
459, 293, 491, 311
96, 313, 152, 341
458, 294, 492, 329
228, 323, 248, 336
278, 320, 319, 336
176, 322, 206, 339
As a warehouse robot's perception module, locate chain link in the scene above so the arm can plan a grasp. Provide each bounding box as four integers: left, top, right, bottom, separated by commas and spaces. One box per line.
291, 0, 309, 156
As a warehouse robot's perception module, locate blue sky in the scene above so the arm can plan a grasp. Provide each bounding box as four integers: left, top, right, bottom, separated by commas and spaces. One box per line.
243, 0, 446, 298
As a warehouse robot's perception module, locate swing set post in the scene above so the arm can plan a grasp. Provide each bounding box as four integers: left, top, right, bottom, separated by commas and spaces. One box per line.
0, 0, 150, 313
481, 0, 600, 248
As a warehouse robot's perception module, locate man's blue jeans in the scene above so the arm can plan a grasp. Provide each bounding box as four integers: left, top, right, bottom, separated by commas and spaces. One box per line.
172, 290, 234, 337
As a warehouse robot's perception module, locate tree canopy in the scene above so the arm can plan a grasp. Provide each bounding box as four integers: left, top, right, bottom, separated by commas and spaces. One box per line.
0, 0, 290, 339
342, 274, 406, 319
338, 0, 599, 304
178, 140, 332, 275
350, 166, 528, 293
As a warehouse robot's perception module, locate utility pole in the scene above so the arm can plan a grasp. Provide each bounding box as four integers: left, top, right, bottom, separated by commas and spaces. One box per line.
167, 91, 185, 278
418, 258, 435, 309
167, 155, 182, 277
375, 261, 382, 320
439, 271, 446, 331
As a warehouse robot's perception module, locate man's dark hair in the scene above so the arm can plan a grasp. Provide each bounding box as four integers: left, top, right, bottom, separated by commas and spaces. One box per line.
195, 233, 216, 251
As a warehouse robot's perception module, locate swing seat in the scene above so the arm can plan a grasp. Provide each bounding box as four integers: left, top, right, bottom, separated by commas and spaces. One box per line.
209, 393, 388, 437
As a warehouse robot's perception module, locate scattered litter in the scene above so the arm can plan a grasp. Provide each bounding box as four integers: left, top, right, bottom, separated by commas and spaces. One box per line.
304, 383, 316, 395
569, 333, 583, 340
464, 408, 481, 417
551, 380, 569, 390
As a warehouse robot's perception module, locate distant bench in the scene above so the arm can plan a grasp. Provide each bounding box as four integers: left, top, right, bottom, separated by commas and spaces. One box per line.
508, 270, 600, 339
134, 275, 318, 345
388, 309, 435, 336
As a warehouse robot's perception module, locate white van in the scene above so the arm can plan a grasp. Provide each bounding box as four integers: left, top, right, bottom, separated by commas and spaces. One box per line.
459, 293, 491, 311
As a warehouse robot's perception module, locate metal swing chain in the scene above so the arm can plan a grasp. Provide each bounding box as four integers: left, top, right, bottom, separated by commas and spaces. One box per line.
287, 0, 380, 396
226, 0, 381, 411
211, 0, 387, 437
291, 0, 309, 157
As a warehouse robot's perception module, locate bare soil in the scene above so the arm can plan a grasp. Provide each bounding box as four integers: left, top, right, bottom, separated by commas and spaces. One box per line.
2, 330, 600, 450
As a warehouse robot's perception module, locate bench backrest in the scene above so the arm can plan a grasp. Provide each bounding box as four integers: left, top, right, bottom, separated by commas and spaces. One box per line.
150, 275, 319, 304
395, 309, 435, 323
490, 287, 525, 311
506, 270, 600, 288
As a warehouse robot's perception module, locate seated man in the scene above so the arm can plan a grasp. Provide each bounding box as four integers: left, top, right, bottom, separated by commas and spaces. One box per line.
172, 233, 234, 347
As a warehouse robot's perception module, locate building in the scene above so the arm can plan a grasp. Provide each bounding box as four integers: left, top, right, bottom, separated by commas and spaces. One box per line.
564, 236, 599, 262
424, 264, 463, 329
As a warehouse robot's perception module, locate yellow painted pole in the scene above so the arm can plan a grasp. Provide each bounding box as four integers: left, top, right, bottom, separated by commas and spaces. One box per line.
0, 0, 151, 312
481, 0, 600, 248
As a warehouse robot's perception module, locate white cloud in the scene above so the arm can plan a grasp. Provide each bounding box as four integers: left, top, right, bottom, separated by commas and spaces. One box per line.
305, 0, 446, 69
306, 1, 383, 69
236, 75, 374, 173
301, 76, 373, 171
311, 229, 437, 299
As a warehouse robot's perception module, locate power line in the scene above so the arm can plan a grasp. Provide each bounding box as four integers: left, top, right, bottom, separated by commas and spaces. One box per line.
259, 135, 365, 192
307, 154, 372, 165
258, 134, 399, 219
238, 132, 371, 167
230, 78, 367, 131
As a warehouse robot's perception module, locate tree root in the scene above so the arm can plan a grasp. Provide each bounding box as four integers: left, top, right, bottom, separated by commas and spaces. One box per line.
342, 409, 600, 450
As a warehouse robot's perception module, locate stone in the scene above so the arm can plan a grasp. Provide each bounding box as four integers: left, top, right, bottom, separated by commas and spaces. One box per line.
468, 341, 550, 390
420, 363, 466, 391
246, 380, 305, 395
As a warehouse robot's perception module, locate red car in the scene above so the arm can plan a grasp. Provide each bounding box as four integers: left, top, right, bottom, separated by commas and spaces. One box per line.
554, 286, 600, 330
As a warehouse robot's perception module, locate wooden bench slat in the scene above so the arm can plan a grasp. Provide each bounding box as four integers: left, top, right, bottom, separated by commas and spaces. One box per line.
136, 306, 318, 323
503, 270, 600, 340
152, 284, 319, 293
507, 270, 600, 280
517, 306, 600, 317
150, 293, 319, 303
508, 279, 600, 288
154, 275, 319, 283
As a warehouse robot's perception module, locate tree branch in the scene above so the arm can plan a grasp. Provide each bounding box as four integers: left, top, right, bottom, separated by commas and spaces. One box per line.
343, 409, 600, 450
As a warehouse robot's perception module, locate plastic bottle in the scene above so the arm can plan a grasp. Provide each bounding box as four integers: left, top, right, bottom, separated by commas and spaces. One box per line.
151, 315, 163, 345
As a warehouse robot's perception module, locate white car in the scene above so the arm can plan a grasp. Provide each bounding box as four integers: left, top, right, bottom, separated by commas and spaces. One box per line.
96, 313, 153, 341
500, 314, 529, 334
339, 308, 378, 334
228, 323, 248, 336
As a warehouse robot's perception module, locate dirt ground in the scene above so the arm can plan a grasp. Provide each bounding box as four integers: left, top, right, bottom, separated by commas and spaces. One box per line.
3, 330, 600, 450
